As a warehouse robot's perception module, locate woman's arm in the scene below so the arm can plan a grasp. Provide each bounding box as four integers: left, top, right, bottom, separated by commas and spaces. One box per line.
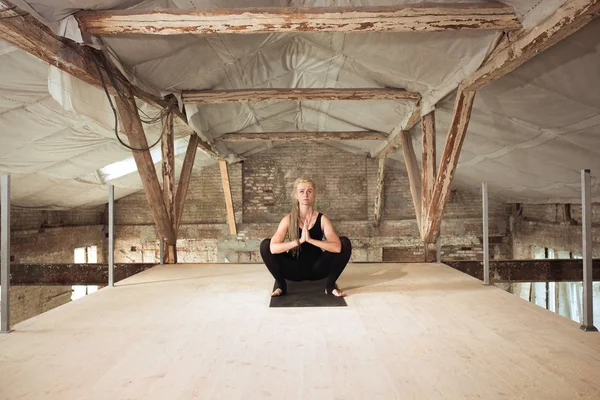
307, 215, 342, 253
269, 214, 301, 254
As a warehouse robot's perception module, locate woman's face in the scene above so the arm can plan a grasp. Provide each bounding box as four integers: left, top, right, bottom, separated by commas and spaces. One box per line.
295, 182, 316, 206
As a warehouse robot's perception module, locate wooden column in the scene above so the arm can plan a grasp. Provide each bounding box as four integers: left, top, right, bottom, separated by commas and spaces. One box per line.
421, 112, 436, 240
174, 135, 199, 235
373, 158, 386, 227
423, 89, 475, 243
400, 131, 422, 232
219, 160, 237, 235
161, 111, 176, 263
115, 88, 176, 245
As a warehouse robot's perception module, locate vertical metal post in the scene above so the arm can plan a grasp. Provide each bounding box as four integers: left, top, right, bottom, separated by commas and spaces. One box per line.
435, 236, 441, 263
482, 182, 490, 286
580, 169, 596, 331
1, 175, 11, 333
159, 239, 165, 264
108, 185, 114, 287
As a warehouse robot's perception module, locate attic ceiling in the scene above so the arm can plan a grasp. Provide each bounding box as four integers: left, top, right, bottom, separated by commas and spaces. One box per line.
0, 0, 599, 209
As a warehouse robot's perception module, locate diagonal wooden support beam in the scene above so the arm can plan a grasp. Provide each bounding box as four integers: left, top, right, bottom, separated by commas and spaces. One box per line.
420, 111, 436, 239
219, 160, 237, 235
161, 111, 176, 263
115, 87, 176, 245
75, 4, 521, 35
400, 131, 422, 231
216, 131, 387, 142
373, 158, 386, 228
374, 105, 421, 159
183, 88, 420, 104
462, 0, 600, 92
174, 134, 199, 236
423, 89, 475, 243
0, 0, 221, 161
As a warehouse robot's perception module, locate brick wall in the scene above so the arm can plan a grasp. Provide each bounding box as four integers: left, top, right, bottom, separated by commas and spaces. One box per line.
5, 142, 513, 267
512, 203, 600, 258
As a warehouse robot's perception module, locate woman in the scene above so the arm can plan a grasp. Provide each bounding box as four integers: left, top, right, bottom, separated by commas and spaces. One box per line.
260, 177, 352, 297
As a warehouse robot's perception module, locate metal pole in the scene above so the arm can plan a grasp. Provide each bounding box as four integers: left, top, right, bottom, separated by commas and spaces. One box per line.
436, 236, 441, 263
482, 182, 490, 286
580, 169, 596, 332
159, 239, 165, 264
1, 175, 11, 333
108, 185, 114, 287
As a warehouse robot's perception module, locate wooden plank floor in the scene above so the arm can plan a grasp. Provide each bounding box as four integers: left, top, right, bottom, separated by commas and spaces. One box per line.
1, 262, 600, 399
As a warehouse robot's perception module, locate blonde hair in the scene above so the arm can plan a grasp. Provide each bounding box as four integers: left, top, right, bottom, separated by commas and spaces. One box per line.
288, 177, 316, 257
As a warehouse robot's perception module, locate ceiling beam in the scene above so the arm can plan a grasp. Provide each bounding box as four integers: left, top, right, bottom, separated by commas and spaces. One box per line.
75, 4, 520, 36
0, 0, 221, 160
462, 0, 600, 92
216, 131, 387, 142
183, 88, 420, 104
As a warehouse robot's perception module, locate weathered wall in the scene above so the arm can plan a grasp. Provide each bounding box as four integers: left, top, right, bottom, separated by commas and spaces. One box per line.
512, 203, 600, 259
4, 143, 513, 267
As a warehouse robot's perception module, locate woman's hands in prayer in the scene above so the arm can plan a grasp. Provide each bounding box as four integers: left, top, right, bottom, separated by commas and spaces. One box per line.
299, 217, 312, 244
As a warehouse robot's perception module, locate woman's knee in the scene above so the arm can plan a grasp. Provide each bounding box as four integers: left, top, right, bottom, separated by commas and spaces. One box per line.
260, 238, 272, 256
340, 236, 352, 254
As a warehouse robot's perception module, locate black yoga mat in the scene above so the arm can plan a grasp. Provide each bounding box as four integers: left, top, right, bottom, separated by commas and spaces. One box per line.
269, 279, 347, 308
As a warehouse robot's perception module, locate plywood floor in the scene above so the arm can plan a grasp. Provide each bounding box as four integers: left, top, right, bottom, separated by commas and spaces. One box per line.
1, 262, 600, 400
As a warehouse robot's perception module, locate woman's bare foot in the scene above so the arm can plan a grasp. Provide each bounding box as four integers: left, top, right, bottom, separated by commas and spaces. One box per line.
270, 288, 284, 297
325, 288, 346, 297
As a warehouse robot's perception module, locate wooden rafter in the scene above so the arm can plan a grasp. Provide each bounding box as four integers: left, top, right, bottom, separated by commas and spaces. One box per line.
219, 160, 237, 235
75, 4, 520, 35
420, 112, 436, 240
421, 0, 600, 243
183, 88, 420, 104
422, 88, 475, 243
115, 87, 176, 245
216, 131, 387, 142
373, 158, 386, 228
462, 0, 600, 92
0, 0, 221, 160
400, 131, 422, 231
174, 135, 199, 235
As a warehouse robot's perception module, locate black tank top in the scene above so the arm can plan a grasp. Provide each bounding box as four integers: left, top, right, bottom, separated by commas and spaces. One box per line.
296, 212, 323, 261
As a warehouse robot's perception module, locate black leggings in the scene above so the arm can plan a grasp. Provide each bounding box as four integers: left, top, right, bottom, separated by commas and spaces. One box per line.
260, 237, 352, 293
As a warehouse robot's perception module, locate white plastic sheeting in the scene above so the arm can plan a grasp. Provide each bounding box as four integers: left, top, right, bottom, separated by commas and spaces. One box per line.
1, 0, 599, 208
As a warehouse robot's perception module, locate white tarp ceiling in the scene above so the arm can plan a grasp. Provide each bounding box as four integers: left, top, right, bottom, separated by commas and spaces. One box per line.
0, 0, 599, 209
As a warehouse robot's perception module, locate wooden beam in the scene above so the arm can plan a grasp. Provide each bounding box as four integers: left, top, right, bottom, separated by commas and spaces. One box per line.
216, 131, 387, 142
462, 0, 600, 92
400, 131, 422, 231
421, 111, 436, 239
174, 134, 199, 235
76, 4, 521, 35
375, 105, 421, 159
373, 158, 386, 228
2, 264, 155, 285
0, 1, 221, 161
161, 111, 176, 263
219, 160, 237, 235
423, 89, 475, 242
445, 259, 600, 283
183, 88, 420, 104
116, 87, 176, 245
